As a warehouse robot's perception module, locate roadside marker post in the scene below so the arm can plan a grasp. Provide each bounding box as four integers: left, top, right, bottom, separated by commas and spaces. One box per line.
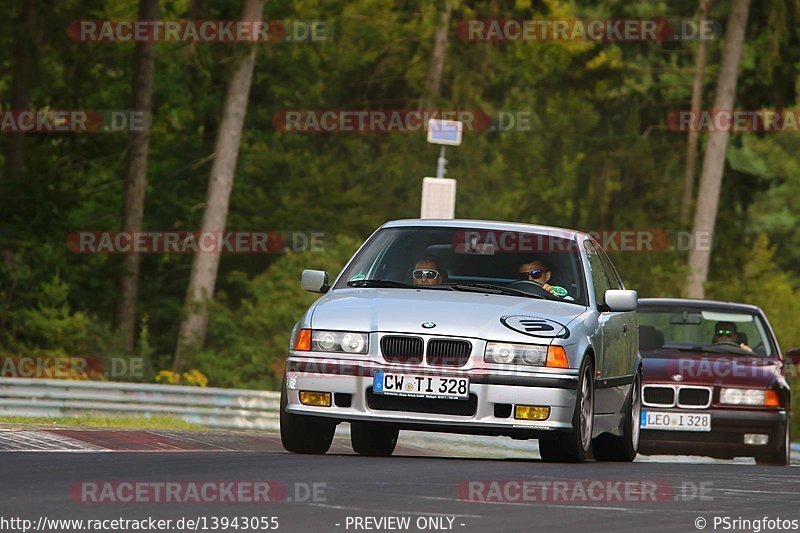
421, 119, 461, 219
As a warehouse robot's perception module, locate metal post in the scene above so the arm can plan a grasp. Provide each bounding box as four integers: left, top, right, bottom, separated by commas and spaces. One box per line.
436, 145, 447, 179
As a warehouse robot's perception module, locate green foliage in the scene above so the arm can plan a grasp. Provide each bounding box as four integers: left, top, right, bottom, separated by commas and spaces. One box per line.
0, 414, 205, 431
18, 275, 91, 354
190, 235, 362, 389
0, 256, 121, 358
707, 234, 800, 352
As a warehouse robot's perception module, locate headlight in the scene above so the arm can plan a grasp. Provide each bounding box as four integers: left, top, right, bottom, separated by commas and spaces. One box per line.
720, 388, 765, 405
341, 332, 367, 353
289, 322, 301, 351
484, 342, 547, 366
310, 330, 368, 354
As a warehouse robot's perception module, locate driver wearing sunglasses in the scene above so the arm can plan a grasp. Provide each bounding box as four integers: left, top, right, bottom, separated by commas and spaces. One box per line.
518, 260, 570, 299
412, 257, 446, 286
712, 321, 752, 352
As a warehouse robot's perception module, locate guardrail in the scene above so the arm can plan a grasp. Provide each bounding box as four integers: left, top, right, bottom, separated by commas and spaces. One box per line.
0, 378, 281, 430
2, 378, 799, 457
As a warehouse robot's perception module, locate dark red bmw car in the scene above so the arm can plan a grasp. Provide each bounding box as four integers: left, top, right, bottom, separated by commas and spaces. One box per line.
637, 298, 799, 466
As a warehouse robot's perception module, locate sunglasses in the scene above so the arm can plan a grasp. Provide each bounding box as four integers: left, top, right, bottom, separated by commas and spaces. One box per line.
524, 269, 547, 279
716, 329, 734, 336
413, 269, 440, 280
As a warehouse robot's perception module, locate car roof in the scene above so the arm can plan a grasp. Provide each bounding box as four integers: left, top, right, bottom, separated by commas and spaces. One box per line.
638, 297, 764, 314
381, 219, 584, 240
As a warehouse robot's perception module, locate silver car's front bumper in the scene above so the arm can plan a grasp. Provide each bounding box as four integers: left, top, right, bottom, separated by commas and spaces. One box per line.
284, 356, 579, 436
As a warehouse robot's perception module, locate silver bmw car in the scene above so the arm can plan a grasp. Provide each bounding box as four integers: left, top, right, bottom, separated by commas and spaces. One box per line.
281, 219, 641, 463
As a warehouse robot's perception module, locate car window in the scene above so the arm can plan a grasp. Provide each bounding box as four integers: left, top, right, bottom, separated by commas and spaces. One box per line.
584, 240, 612, 305
334, 226, 589, 305
595, 244, 623, 290
638, 306, 775, 356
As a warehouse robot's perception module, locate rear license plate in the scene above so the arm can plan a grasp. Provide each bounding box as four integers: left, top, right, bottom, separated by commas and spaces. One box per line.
641, 411, 711, 432
373, 372, 469, 400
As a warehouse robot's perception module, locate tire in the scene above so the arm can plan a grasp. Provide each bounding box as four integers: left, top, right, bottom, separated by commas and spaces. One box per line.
593, 370, 641, 462
280, 378, 335, 454
755, 425, 789, 466
539, 357, 594, 463
350, 421, 399, 457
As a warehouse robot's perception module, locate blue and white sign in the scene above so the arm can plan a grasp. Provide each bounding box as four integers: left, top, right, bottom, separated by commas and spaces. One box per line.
427, 119, 463, 146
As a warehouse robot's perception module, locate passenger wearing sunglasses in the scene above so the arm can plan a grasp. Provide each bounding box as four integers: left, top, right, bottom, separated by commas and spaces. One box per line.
518, 260, 570, 299
712, 321, 752, 352
412, 257, 446, 286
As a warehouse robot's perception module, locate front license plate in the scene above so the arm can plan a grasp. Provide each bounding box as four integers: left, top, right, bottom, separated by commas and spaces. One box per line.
641, 411, 711, 432
373, 372, 469, 400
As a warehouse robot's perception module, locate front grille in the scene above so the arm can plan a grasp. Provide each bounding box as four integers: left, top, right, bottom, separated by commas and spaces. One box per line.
366, 388, 477, 416
643, 385, 712, 409
426, 339, 472, 367
643, 385, 675, 407
677, 387, 711, 408
381, 335, 424, 364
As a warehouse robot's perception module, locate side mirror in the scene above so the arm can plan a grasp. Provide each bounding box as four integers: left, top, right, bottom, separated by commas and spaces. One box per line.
603, 289, 638, 312
301, 270, 330, 293
785, 348, 800, 365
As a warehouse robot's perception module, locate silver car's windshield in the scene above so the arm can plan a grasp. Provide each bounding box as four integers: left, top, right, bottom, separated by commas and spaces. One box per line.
638, 307, 775, 356
334, 226, 588, 306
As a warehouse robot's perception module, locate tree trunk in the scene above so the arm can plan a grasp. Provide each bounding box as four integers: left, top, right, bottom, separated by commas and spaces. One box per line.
679, 0, 712, 226
173, 0, 266, 370
3, 1, 37, 182
116, 0, 159, 353
686, 0, 751, 298
420, 2, 452, 109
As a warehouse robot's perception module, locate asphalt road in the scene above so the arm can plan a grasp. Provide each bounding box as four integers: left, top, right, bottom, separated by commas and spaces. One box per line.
1, 443, 799, 533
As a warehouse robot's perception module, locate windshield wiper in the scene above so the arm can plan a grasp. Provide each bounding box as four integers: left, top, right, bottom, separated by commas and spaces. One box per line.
448, 282, 546, 299
346, 279, 417, 288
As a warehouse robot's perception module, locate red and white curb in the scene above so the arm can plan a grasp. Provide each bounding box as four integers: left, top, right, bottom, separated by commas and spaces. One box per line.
0, 430, 106, 452
0, 428, 285, 452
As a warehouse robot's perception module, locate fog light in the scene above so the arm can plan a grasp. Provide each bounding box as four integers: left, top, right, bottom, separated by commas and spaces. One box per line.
299, 391, 331, 407
744, 434, 769, 445
514, 405, 550, 421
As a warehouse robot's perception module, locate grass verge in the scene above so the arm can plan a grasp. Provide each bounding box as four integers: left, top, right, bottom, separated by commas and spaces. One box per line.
0, 414, 205, 431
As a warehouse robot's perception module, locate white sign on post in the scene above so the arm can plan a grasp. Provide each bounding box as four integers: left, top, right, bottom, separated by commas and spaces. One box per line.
420, 177, 456, 219
427, 119, 463, 146
421, 118, 461, 219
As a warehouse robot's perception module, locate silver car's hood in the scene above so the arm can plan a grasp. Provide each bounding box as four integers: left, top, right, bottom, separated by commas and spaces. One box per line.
310, 288, 587, 343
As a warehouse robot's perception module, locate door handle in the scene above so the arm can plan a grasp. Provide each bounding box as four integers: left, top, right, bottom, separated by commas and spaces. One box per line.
623, 324, 628, 334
